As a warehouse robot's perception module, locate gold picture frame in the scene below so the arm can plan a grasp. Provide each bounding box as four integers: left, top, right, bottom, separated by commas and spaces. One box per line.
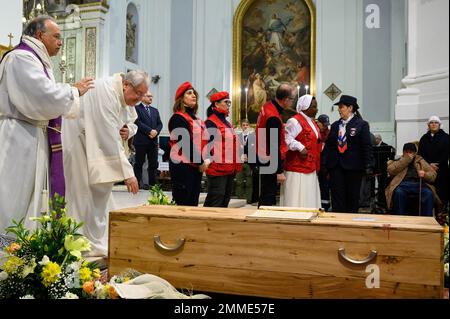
0, 44, 10, 60
232, 0, 316, 125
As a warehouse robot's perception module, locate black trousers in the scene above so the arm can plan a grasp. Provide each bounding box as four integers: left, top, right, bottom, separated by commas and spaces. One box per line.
204, 175, 235, 208
134, 144, 158, 187
170, 162, 202, 206
329, 166, 363, 213
259, 173, 278, 207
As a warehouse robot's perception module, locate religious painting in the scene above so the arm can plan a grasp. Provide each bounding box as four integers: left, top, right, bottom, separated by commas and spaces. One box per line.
233, 0, 315, 125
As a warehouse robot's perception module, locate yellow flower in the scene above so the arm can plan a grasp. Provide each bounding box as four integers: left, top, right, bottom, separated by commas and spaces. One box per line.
5, 243, 21, 255
3, 256, 24, 274
41, 262, 61, 287
64, 235, 91, 260
79, 267, 93, 283
103, 284, 119, 299
93, 268, 102, 280
29, 215, 52, 223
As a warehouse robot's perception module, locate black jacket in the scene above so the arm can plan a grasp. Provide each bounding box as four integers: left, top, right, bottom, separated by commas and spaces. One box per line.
134, 104, 163, 146
418, 129, 449, 202
323, 116, 374, 171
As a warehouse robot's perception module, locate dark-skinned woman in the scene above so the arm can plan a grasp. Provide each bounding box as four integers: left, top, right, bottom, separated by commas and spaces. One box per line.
204, 91, 242, 207
169, 82, 210, 206
281, 95, 322, 208
323, 95, 374, 213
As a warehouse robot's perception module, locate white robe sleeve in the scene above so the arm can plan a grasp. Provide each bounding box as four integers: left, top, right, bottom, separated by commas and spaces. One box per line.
83, 81, 135, 185
285, 118, 305, 152
5, 53, 78, 120
121, 107, 138, 140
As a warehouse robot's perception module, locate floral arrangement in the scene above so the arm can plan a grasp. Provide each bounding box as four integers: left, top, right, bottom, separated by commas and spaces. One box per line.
148, 184, 176, 206
0, 195, 118, 299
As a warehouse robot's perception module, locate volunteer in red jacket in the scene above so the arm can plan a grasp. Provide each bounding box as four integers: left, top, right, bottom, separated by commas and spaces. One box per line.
169, 82, 210, 206
281, 95, 322, 208
204, 92, 242, 207
256, 84, 294, 206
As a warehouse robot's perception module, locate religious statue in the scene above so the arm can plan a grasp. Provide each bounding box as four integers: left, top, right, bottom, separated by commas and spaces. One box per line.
126, 13, 137, 63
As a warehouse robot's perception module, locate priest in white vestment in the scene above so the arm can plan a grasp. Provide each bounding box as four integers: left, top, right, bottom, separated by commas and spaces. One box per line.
0, 16, 94, 234
281, 95, 322, 208
62, 71, 147, 257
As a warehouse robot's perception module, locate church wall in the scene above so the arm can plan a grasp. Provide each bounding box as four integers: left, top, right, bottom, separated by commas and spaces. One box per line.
0, 1, 22, 47
396, 0, 449, 153
106, 0, 173, 133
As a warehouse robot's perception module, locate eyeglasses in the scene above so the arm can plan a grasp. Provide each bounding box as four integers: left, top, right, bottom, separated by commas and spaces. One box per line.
286, 96, 296, 101
131, 86, 147, 98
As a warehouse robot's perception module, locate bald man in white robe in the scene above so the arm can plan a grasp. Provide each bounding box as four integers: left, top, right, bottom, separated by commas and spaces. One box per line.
0, 16, 93, 234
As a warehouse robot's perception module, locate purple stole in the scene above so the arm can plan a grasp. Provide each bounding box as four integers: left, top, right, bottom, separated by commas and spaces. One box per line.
15, 42, 65, 198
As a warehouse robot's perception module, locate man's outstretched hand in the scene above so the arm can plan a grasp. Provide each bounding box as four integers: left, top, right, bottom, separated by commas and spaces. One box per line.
73, 78, 95, 96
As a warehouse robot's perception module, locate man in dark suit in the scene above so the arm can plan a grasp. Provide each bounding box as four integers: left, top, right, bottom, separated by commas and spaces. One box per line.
323, 95, 374, 213
373, 134, 396, 207
134, 91, 163, 189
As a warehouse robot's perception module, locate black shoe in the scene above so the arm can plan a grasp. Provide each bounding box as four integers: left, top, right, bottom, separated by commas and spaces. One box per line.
142, 184, 150, 190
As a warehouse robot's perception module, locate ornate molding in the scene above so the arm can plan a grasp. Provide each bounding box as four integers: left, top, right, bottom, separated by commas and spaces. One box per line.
85, 27, 97, 78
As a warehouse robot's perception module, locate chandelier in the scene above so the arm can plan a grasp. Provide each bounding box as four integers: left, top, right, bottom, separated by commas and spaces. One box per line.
22, 0, 72, 26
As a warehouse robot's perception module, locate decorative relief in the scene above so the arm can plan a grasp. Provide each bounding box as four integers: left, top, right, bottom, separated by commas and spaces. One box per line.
324, 83, 342, 102
85, 27, 97, 78
66, 37, 77, 83
126, 13, 137, 63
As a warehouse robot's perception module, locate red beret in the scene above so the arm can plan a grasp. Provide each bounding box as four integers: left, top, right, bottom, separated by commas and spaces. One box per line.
210, 91, 230, 103
175, 82, 194, 101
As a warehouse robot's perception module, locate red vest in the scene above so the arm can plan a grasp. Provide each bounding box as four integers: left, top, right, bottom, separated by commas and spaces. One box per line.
285, 114, 322, 174
256, 101, 288, 163
206, 113, 242, 176
169, 111, 207, 168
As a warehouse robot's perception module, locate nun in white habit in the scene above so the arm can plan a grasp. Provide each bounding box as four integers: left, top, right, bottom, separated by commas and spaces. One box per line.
281, 95, 322, 208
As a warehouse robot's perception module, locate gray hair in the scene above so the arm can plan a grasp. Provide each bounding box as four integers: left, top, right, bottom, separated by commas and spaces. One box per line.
23, 15, 55, 38
124, 70, 151, 87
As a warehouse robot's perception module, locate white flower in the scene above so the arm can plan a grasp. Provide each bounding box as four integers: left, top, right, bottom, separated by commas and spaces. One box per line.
66, 261, 81, 273
445, 263, 449, 277
61, 292, 79, 300
22, 258, 37, 278
20, 295, 35, 299
38, 255, 50, 266
0, 271, 8, 281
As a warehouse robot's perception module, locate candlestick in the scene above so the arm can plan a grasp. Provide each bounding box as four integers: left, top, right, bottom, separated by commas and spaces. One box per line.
245, 88, 249, 120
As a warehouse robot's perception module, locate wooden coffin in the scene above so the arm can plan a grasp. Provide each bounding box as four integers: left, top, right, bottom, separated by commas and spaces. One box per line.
108, 206, 444, 299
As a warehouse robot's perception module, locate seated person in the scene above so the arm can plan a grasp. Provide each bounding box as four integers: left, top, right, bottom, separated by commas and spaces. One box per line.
385, 143, 438, 216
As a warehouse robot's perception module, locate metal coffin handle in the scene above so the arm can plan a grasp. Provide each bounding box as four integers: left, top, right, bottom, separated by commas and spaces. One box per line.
153, 235, 186, 253
338, 248, 378, 266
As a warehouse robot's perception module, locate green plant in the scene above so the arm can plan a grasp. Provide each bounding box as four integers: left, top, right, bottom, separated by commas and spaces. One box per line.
148, 185, 176, 206
0, 195, 105, 299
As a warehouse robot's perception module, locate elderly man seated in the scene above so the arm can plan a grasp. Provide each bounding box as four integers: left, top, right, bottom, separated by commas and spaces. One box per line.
385, 143, 438, 216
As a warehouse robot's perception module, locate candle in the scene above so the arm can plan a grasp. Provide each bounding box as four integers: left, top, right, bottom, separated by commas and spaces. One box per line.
61, 55, 66, 62
245, 88, 249, 120
305, 85, 310, 95
297, 85, 300, 99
